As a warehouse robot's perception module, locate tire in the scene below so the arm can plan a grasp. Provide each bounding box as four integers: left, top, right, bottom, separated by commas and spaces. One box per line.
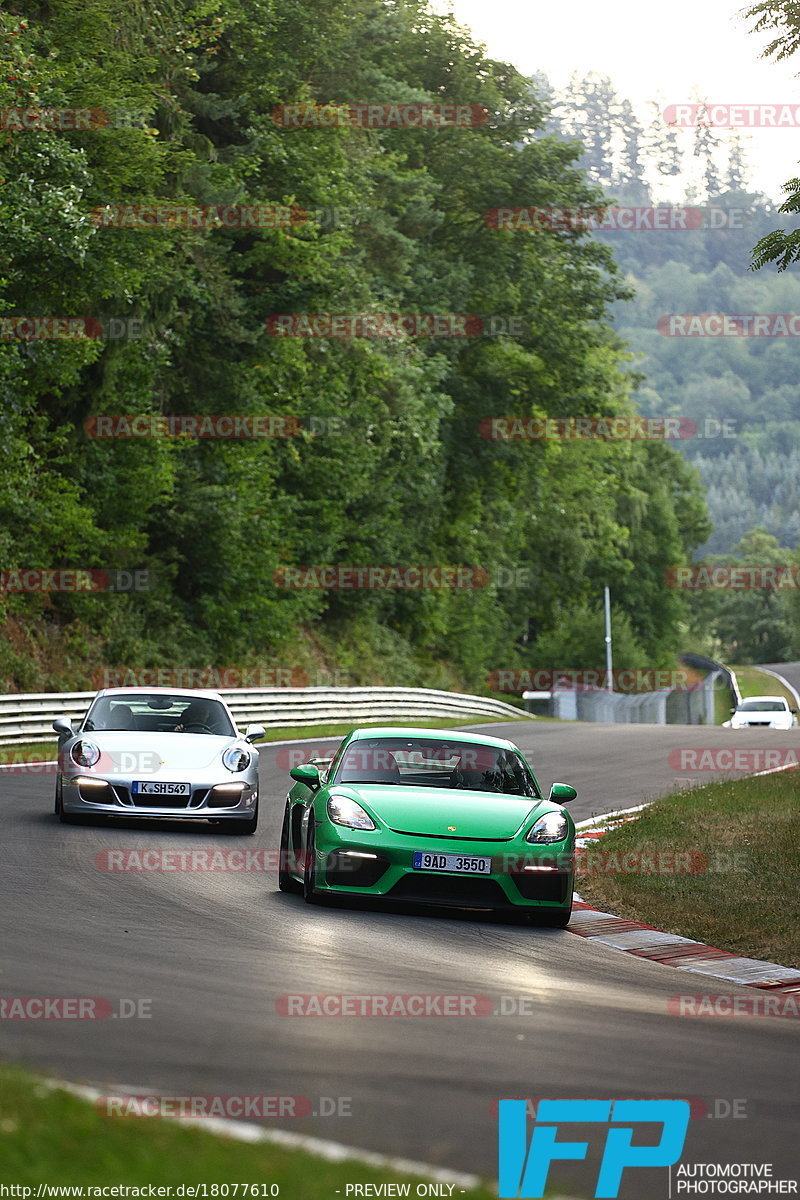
303, 822, 322, 904
222, 795, 258, 836
55, 776, 80, 823
278, 803, 302, 893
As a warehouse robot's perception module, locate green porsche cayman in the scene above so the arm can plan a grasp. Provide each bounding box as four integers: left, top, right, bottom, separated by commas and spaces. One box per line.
278, 727, 577, 926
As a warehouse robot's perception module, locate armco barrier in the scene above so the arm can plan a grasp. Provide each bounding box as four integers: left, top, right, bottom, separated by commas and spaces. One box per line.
529, 669, 719, 725
0, 686, 530, 747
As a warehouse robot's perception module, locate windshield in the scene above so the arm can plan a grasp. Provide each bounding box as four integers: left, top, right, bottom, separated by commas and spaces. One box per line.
331, 738, 540, 797
739, 700, 786, 712
83, 693, 236, 736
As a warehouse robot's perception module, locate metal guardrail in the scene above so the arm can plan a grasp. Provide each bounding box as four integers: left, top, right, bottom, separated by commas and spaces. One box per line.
680, 653, 742, 707
525, 662, 721, 725
0, 686, 530, 747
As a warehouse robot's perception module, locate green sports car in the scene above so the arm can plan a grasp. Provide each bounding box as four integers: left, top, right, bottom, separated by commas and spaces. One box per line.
278, 726, 577, 926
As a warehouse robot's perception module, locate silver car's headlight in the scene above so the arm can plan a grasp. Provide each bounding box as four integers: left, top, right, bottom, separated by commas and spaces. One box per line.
71, 739, 100, 768
327, 795, 376, 830
526, 812, 568, 843
223, 745, 251, 772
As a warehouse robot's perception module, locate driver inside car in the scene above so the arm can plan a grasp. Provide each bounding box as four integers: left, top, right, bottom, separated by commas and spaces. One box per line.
174, 700, 223, 733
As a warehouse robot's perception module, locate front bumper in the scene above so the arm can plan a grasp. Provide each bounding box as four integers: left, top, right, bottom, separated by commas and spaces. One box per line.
308, 822, 573, 911
61, 773, 258, 819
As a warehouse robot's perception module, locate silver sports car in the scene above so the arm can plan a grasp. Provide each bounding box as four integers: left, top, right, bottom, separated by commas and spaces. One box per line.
53, 688, 264, 833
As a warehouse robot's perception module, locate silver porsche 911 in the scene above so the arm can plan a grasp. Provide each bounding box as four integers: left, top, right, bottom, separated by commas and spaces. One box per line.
53, 688, 265, 834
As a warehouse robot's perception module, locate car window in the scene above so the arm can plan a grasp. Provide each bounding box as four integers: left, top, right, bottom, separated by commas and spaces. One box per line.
83, 694, 236, 736
332, 738, 540, 797
740, 700, 785, 712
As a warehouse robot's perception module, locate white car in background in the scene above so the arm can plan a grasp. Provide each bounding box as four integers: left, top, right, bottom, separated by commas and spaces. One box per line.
726, 696, 798, 730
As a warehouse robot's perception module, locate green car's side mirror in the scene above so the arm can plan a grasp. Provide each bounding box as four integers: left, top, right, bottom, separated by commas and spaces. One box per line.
549, 782, 577, 804
290, 763, 321, 788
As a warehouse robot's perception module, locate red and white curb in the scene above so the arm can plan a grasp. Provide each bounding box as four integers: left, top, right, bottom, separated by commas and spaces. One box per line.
570, 803, 800, 993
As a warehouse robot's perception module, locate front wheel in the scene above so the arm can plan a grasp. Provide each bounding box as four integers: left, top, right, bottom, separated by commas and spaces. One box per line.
303, 823, 322, 904
278, 803, 302, 893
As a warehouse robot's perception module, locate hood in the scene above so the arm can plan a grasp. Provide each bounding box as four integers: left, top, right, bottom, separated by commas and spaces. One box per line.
68, 731, 248, 777
331, 784, 543, 840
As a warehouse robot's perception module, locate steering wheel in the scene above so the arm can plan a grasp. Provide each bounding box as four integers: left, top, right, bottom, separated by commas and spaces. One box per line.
181, 722, 214, 733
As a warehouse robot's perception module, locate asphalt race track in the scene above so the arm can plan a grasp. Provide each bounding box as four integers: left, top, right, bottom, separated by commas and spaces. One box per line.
2, 719, 799, 1198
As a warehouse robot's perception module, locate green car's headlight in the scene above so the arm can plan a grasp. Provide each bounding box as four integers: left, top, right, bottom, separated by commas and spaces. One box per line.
327, 795, 376, 831
526, 812, 568, 843
223, 745, 251, 772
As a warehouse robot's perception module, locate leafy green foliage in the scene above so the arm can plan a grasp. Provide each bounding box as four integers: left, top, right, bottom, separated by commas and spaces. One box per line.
0, 0, 708, 689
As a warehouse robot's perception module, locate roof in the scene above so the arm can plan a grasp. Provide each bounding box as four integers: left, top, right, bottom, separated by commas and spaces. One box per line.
97, 687, 227, 702
347, 726, 519, 750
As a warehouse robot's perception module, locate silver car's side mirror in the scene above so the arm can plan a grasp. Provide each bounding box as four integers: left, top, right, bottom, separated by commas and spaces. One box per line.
53, 717, 76, 737
244, 724, 266, 743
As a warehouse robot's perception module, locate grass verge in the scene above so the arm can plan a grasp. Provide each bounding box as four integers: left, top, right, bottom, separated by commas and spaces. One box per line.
732, 665, 798, 707
576, 771, 800, 968
0, 1063, 495, 1194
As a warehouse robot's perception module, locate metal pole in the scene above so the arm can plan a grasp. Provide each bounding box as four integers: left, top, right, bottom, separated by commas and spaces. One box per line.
604, 586, 613, 692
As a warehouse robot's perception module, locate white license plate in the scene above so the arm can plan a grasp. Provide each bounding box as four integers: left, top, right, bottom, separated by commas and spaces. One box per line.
132, 781, 191, 796
412, 851, 492, 874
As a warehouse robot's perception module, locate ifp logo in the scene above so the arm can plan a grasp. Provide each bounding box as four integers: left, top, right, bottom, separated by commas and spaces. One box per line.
498, 1098, 690, 1197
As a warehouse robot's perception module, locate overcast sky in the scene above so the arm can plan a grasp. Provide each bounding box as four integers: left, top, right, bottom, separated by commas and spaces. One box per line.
433, 0, 800, 199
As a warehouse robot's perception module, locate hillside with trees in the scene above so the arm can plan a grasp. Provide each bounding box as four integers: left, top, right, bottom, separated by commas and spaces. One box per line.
0, 0, 714, 692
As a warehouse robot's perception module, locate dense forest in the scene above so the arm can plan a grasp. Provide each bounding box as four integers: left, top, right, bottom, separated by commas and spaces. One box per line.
0, 0, 719, 692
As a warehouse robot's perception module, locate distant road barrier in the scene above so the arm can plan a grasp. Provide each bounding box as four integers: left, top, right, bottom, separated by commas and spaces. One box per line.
0, 686, 530, 747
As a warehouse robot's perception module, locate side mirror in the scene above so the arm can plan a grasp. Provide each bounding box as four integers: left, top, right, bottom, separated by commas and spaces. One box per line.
549, 782, 576, 804
730, 708, 737, 714
792, 709, 798, 715
290, 763, 321, 788
244, 724, 266, 743
53, 717, 76, 737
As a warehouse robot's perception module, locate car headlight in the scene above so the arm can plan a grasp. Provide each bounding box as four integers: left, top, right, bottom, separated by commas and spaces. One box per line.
71, 739, 100, 768
223, 745, 251, 773
327, 795, 376, 830
526, 812, 569, 843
